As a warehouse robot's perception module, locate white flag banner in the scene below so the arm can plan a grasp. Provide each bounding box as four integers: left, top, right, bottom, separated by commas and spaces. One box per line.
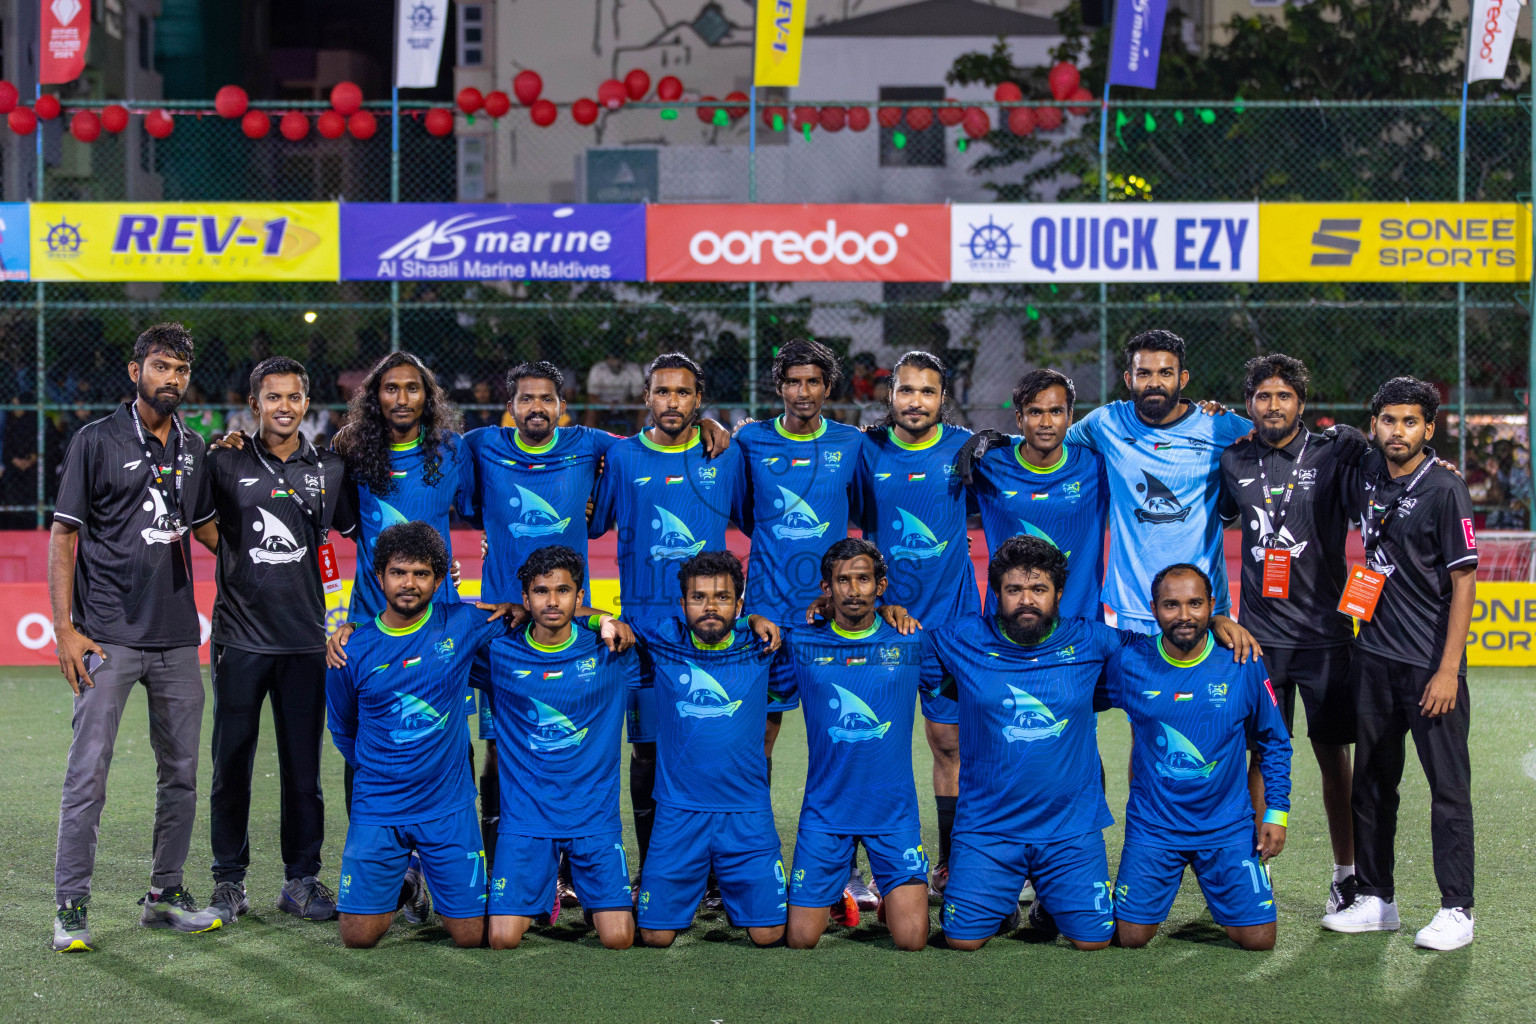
1467, 0, 1523, 83
395, 0, 449, 89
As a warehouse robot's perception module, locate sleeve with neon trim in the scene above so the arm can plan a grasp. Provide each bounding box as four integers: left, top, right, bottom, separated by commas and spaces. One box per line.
1247, 659, 1293, 818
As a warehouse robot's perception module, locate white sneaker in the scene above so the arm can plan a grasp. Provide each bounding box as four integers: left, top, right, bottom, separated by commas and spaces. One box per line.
1321, 894, 1400, 933
1414, 908, 1474, 950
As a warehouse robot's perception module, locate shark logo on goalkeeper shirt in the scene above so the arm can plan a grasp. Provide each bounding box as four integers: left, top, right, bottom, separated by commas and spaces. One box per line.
1133, 471, 1192, 524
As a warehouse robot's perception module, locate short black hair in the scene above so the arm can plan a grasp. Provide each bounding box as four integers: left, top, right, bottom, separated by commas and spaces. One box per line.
1370, 375, 1440, 422
889, 350, 949, 397
1012, 368, 1077, 413
1124, 329, 1186, 372
507, 360, 565, 396
772, 337, 842, 391
645, 352, 705, 394
677, 549, 744, 602
249, 356, 310, 400
1150, 562, 1213, 603
372, 521, 448, 579
132, 322, 195, 365
1243, 354, 1309, 403
517, 544, 586, 593
821, 537, 887, 583
987, 535, 1068, 595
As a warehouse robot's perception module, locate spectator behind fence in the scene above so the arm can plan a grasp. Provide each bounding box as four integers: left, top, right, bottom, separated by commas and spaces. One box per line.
463, 379, 499, 431
584, 348, 645, 433
857, 370, 892, 428
2, 392, 38, 528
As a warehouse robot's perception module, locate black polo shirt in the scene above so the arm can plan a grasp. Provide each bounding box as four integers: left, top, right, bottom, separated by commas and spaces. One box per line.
206, 433, 354, 654
1355, 447, 1479, 672
52, 403, 214, 649
1218, 429, 1358, 649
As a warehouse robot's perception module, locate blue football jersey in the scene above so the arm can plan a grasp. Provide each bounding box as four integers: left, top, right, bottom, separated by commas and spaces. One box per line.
464, 425, 621, 602
1106, 633, 1292, 849
857, 425, 980, 627
1065, 402, 1251, 625
971, 441, 1108, 621
345, 432, 476, 620
735, 416, 865, 623
773, 621, 924, 834
918, 615, 1137, 840
635, 619, 785, 813
482, 625, 642, 837
324, 603, 504, 824
589, 431, 747, 630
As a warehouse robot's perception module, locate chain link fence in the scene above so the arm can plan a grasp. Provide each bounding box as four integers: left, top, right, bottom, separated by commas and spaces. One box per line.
0, 97, 1529, 528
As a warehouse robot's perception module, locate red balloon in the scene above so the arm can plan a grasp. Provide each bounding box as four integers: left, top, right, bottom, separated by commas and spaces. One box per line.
791, 105, 818, 131
1006, 106, 1037, 137
530, 99, 557, 127
597, 79, 627, 110
8, 106, 35, 134
724, 91, 749, 119
572, 98, 599, 125
656, 75, 684, 102
1048, 62, 1081, 102
424, 107, 455, 137
1035, 106, 1063, 131
696, 96, 718, 124
937, 100, 963, 127
144, 108, 174, 138
0, 81, 17, 115
846, 106, 870, 132
101, 104, 129, 133
877, 106, 902, 129
71, 110, 101, 142
993, 82, 1023, 103
624, 69, 651, 101
962, 106, 990, 139
330, 81, 363, 116
35, 94, 61, 120
279, 111, 310, 141
1067, 86, 1093, 116
348, 110, 377, 139
456, 87, 484, 115
513, 70, 543, 107
761, 105, 788, 129
316, 110, 346, 139
215, 84, 248, 119
819, 106, 845, 132
241, 110, 270, 138
483, 90, 511, 118
904, 107, 932, 132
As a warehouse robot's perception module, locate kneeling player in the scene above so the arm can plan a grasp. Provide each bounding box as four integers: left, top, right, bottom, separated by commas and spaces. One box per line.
634, 551, 788, 947
1106, 564, 1291, 951
781, 539, 929, 951
325, 523, 507, 948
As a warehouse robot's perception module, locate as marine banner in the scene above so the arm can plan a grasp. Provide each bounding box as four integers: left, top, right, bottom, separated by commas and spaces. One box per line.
1258, 203, 1529, 282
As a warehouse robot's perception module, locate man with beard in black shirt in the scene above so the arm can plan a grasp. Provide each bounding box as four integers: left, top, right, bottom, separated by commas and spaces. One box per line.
50, 323, 223, 952
193, 357, 353, 925
1321, 376, 1477, 951
1218, 354, 1368, 919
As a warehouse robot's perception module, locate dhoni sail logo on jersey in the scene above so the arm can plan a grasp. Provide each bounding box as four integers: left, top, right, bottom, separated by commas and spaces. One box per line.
387, 691, 449, 745
890, 507, 947, 561
508, 484, 570, 537
522, 696, 588, 751
367, 497, 409, 532
1153, 722, 1219, 781
650, 506, 707, 561
675, 661, 743, 719
139, 486, 187, 545
249, 506, 308, 564
826, 683, 892, 743
1001, 685, 1069, 742
1248, 504, 1308, 562
1134, 471, 1192, 524
770, 485, 830, 541
1017, 519, 1071, 558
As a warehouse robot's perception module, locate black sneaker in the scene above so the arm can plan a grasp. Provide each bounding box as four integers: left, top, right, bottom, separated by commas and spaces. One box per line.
1327, 873, 1359, 916
702, 883, 724, 913
557, 879, 580, 908
927, 863, 949, 907
996, 905, 1023, 936
1028, 901, 1059, 941
277, 876, 338, 922
210, 880, 251, 924
138, 887, 223, 933
399, 853, 432, 925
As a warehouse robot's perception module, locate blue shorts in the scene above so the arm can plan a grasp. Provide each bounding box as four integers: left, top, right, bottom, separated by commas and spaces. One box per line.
942, 830, 1113, 943
768, 674, 800, 713
626, 687, 658, 744
920, 687, 958, 725
1113, 839, 1276, 928
489, 832, 632, 916
638, 806, 787, 930
338, 803, 487, 920
789, 829, 928, 908
474, 689, 496, 742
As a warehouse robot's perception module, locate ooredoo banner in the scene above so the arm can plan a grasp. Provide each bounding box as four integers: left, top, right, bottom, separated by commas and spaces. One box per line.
647, 204, 949, 282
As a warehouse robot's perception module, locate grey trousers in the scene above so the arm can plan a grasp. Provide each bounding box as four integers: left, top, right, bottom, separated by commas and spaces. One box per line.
54, 643, 205, 904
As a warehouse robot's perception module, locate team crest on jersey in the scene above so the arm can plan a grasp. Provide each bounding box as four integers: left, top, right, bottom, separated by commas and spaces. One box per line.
387, 691, 448, 745
576, 657, 598, 678
675, 661, 743, 719
1063, 480, 1082, 503
823, 451, 842, 470
1056, 645, 1076, 661
650, 506, 707, 561
890, 508, 947, 561
523, 696, 588, 751
1154, 722, 1218, 781
697, 466, 718, 489
826, 683, 892, 743
1001, 685, 1069, 742
1134, 471, 1192, 524
878, 645, 904, 666
1297, 468, 1318, 490
435, 637, 455, 659
508, 484, 570, 537
770, 486, 830, 541
1207, 681, 1228, 705
249, 507, 308, 564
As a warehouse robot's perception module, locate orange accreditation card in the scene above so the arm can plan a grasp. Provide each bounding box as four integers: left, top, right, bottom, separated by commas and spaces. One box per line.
1262, 549, 1291, 599
1337, 564, 1386, 621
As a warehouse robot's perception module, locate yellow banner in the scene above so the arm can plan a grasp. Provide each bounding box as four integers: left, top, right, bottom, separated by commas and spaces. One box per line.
32, 203, 339, 281
1258, 203, 1530, 282
754, 0, 806, 87
1466, 582, 1536, 666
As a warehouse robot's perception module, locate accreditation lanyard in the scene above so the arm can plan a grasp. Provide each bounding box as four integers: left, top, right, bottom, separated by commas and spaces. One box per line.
1363, 453, 1435, 560
130, 403, 186, 524
1255, 432, 1309, 545
251, 437, 327, 543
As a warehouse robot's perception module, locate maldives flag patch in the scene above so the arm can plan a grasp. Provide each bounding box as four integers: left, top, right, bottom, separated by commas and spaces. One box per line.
1263, 677, 1278, 707
1174, 692, 1193, 701
401, 656, 422, 668
543, 670, 564, 679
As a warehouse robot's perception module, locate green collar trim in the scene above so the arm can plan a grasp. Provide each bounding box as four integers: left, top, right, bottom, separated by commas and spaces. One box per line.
887, 424, 943, 451
831, 620, 880, 640
389, 435, 423, 452
526, 628, 576, 653
999, 618, 1056, 646
515, 428, 559, 455
1158, 631, 1215, 668
375, 604, 433, 637
775, 415, 827, 441
1016, 443, 1068, 474
691, 630, 736, 651
640, 429, 701, 453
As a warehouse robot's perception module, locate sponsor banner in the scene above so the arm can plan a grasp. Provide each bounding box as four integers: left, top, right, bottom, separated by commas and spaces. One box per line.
0, 203, 30, 281
41, 0, 91, 85
1468, 0, 1521, 83
754, 0, 807, 87
32, 203, 339, 281
340, 203, 647, 282
1466, 582, 1536, 666
1108, 0, 1168, 89
396, 0, 449, 88
1259, 203, 1529, 282
648, 204, 949, 282
951, 203, 1258, 283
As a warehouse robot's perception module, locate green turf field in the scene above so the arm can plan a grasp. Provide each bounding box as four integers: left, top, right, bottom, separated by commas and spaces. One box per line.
2, 667, 1532, 1024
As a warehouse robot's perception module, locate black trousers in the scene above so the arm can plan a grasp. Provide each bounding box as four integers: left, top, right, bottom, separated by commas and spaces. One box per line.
210, 645, 327, 883
1352, 654, 1475, 909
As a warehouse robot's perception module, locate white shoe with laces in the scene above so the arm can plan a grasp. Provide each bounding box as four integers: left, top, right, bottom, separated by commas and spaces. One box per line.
1414, 908, 1474, 950
1321, 894, 1400, 933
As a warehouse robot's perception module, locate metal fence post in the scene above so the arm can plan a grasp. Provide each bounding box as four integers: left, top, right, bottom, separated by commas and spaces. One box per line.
35, 85, 46, 529
1098, 87, 1110, 406
391, 86, 401, 352
747, 85, 759, 420
1457, 80, 1468, 472
1528, 85, 1536, 529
